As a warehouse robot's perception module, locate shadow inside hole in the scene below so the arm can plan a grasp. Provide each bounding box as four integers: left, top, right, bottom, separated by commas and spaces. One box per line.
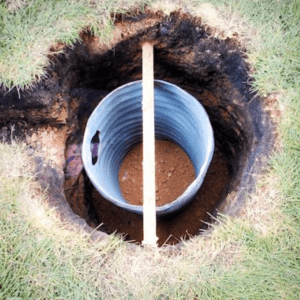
91, 130, 100, 165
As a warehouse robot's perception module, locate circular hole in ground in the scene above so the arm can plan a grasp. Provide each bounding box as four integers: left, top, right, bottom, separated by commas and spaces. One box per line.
0, 10, 273, 247
61, 11, 273, 246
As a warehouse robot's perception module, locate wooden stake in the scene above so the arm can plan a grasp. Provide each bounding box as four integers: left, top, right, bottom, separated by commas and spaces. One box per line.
142, 42, 157, 247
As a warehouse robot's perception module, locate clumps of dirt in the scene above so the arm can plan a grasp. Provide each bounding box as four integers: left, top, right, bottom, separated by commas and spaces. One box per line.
119, 140, 195, 207
28, 125, 68, 169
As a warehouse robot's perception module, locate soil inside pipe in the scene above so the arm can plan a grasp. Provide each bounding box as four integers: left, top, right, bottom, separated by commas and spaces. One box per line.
119, 140, 196, 207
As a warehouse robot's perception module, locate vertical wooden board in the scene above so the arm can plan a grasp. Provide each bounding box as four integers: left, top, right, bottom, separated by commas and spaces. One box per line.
142, 43, 157, 247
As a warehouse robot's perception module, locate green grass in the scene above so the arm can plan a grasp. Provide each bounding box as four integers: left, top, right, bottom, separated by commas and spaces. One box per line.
0, 0, 149, 89
1, 0, 300, 299
0, 143, 125, 299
